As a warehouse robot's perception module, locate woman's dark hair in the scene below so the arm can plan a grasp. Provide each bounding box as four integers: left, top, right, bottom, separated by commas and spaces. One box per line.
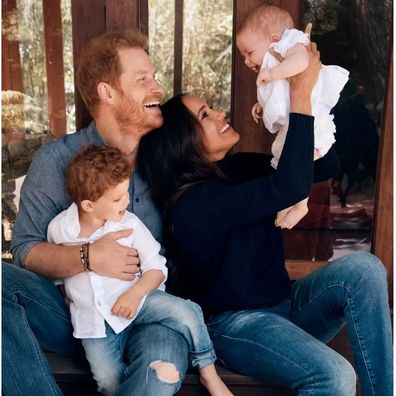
138, 94, 224, 208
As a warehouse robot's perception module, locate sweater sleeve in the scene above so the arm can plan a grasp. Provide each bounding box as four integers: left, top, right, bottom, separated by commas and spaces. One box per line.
171, 113, 314, 239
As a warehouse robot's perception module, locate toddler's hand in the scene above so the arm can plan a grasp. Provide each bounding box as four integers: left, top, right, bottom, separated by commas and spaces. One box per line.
256, 68, 272, 86
111, 289, 141, 320
251, 102, 263, 124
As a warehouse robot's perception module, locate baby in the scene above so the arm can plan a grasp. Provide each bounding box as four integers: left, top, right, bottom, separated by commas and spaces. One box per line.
47, 145, 232, 396
236, 4, 349, 229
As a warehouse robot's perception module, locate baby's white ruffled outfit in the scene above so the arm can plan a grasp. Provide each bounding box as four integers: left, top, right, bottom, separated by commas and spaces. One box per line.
257, 28, 349, 168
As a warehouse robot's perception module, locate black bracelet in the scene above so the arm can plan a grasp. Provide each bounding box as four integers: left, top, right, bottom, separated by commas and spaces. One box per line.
80, 242, 91, 271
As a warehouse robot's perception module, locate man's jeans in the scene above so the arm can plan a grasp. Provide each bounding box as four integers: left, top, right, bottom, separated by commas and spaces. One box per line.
207, 253, 393, 396
82, 290, 216, 396
2, 262, 189, 396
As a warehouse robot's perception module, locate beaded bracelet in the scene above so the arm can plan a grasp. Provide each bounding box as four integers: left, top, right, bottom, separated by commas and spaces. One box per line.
80, 242, 91, 271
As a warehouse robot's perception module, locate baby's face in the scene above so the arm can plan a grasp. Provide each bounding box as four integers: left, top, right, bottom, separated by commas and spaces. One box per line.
236, 29, 271, 73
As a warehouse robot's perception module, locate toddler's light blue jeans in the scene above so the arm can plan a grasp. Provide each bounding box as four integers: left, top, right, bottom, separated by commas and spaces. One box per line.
82, 290, 216, 396
206, 253, 393, 396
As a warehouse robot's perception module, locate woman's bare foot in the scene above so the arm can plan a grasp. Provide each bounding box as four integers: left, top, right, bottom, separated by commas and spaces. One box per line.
200, 365, 233, 396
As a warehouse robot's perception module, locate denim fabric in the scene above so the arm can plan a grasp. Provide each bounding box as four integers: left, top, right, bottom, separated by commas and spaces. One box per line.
4, 122, 185, 395
83, 290, 216, 395
2, 262, 189, 396
207, 253, 392, 396
11, 121, 163, 268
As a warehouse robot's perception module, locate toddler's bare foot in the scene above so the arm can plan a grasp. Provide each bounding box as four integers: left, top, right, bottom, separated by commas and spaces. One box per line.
277, 205, 308, 229
200, 365, 233, 396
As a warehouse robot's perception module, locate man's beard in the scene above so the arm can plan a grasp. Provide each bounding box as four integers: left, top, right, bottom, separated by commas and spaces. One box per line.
114, 94, 163, 137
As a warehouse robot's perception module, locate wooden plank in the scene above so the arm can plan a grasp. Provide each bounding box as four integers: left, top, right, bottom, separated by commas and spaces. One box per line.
105, 0, 148, 33
2, 0, 24, 92
286, 260, 327, 280
173, 0, 183, 95
270, 0, 301, 29
71, 0, 106, 130
372, 48, 393, 303
232, 0, 270, 154
43, 0, 67, 137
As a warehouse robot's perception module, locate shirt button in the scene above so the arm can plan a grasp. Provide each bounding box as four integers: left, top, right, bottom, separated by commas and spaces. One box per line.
97, 300, 102, 306
135, 197, 140, 203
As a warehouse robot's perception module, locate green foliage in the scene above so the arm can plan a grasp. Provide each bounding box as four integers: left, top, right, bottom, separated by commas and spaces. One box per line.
149, 0, 233, 112
2, 90, 48, 134
2, 0, 75, 134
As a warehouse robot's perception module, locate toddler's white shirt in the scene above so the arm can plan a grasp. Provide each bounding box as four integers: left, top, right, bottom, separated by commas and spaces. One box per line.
47, 203, 167, 338
257, 28, 349, 168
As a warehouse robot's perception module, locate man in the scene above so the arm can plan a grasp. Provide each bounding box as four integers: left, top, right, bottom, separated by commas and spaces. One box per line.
3, 30, 189, 396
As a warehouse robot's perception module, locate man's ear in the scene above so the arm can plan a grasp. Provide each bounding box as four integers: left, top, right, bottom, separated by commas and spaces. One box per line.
271, 33, 280, 42
80, 199, 94, 213
97, 82, 115, 104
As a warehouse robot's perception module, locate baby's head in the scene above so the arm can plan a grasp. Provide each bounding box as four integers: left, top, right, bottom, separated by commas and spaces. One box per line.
236, 4, 294, 72
66, 144, 132, 222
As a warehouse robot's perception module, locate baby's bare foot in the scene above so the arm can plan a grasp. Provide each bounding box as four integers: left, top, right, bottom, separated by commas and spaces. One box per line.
278, 205, 308, 229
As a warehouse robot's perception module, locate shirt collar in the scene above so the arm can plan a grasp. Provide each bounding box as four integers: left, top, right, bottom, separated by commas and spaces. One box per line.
85, 121, 107, 146
64, 203, 82, 238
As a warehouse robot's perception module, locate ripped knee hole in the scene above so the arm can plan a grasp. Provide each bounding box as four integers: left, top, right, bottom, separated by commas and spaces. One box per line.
149, 360, 180, 384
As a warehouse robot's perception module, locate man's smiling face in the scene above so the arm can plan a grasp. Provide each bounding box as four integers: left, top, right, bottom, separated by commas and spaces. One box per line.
112, 47, 164, 136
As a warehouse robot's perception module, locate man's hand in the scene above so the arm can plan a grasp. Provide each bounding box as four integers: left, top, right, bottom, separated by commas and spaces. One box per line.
251, 102, 263, 124
256, 68, 272, 86
111, 288, 142, 320
89, 229, 141, 281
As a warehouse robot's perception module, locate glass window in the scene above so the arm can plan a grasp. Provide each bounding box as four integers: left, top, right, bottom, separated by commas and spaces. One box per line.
148, 0, 233, 113
283, 0, 392, 261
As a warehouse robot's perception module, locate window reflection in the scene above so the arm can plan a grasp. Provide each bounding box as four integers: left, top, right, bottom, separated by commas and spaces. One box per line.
284, 0, 391, 261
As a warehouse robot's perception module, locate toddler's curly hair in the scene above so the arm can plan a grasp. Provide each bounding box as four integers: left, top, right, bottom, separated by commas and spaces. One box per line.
66, 144, 132, 204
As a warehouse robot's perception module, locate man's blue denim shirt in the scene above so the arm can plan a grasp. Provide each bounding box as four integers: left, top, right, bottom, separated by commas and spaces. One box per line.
11, 121, 163, 268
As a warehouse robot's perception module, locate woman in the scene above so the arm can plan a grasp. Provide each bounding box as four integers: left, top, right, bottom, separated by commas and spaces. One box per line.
138, 43, 392, 396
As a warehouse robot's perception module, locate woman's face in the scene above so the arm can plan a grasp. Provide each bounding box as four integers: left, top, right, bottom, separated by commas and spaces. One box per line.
182, 96, 240, 161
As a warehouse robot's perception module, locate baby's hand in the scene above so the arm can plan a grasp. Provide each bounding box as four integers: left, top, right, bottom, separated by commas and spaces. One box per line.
256, 68, 272, 86
251, 102, 263, 124
111, 288, 142, 320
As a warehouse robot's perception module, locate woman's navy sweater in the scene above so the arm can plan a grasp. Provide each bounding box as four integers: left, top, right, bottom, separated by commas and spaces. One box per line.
168, 114, 337, 316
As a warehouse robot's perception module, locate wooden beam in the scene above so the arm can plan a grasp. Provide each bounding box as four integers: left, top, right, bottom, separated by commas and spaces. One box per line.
71, 0, 106, 130
105, 0, 148, 34
232, 0, 270, 154
173, 0, 183, 96
372, 47, 393, 302
43, 0, 67, 137
2, 0, 23, 92
270, 0, 302, 29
